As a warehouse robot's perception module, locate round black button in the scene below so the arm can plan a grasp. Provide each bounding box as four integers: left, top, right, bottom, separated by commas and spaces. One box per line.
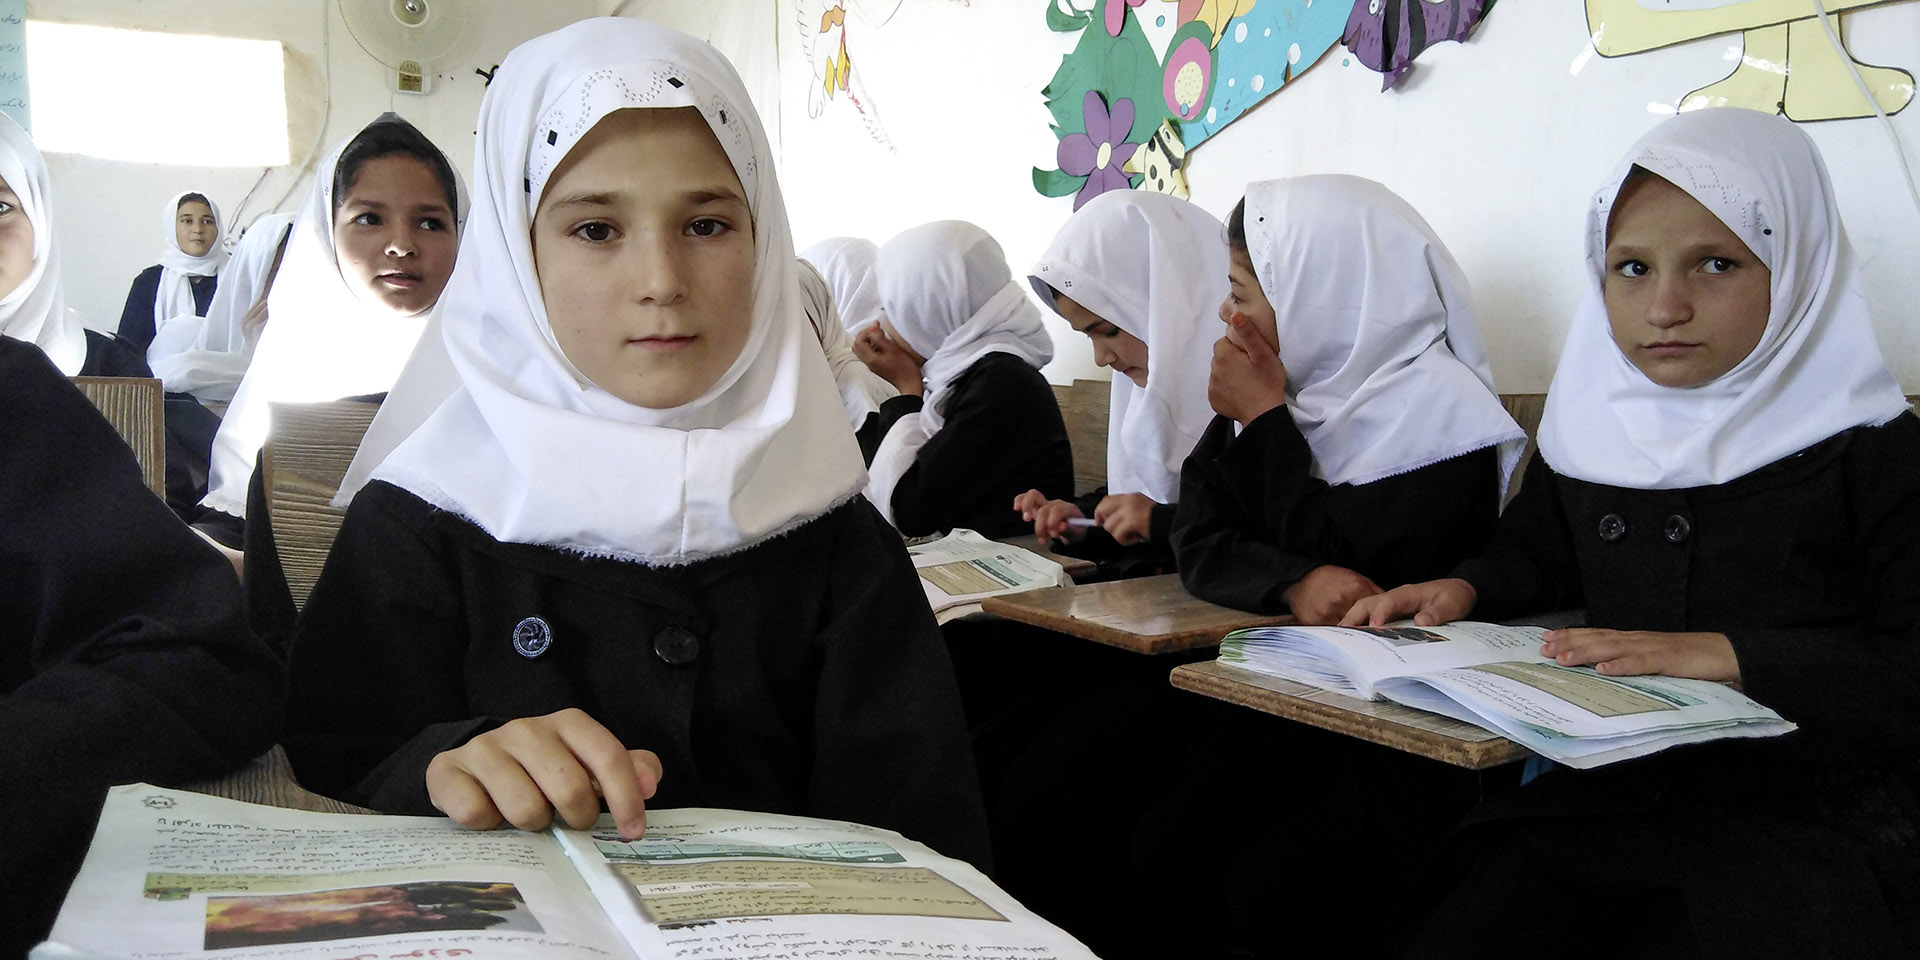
1597, 513, 1628, 543
653, 626, 702, 665
1664, 514, 1692, 544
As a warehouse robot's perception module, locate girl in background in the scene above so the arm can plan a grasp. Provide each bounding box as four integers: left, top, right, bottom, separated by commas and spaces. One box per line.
117, 191, 225, 351
802, 235, 884, 335
796, 258, 897, 430
148, 212, 296, 403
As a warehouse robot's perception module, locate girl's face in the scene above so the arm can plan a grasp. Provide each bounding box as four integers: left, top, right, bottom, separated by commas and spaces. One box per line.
332, 153, 458, 317
1056, 292, 1147, 386
1603, 172, 1772, 388
0, 177, 31, 300
175, 200, 217, 257
533, 107, 755, 409
1221, 247, 1279, 352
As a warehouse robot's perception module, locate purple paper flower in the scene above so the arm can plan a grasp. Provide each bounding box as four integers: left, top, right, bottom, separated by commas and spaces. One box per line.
1105, 0, 1147, 36
1056, 91, 1139, 210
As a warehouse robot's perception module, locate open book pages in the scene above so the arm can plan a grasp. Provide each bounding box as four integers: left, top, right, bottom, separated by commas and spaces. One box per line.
908, 528, 1069, 623
36, 784, 1098, 960
1220, 622, 1796, 769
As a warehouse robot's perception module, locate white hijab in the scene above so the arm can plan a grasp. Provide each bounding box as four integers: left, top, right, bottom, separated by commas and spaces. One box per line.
864, 220, 1055, 523
1243, 175, 1524, 489
0, 113, 86, 376
346, 18, 868, 565
153, 190, 227, 326
1538, 109, 1909, 490
200, 116, 461, 519
1029, 190, 1224, 505
802, 236, 884, 334
797, 258, 898, 428
148, 212, 295, 401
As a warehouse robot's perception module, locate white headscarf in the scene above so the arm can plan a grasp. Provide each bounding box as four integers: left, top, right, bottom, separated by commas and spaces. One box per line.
802, 236, 884, 334
863, 220, 1055, 523
147, 212, 295, 401
200, 115, 462, 519
1242, 175, 1524, 489
153, 190, 228, 327
1029, 190, 1224, 504
797, 258, 897, 428
0, 113, 86, 376
1538, 109, 1909, 490
344, 18, 868, 565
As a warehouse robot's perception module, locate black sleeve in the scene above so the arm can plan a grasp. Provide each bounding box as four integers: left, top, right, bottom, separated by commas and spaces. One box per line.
79, 329, 219, 522
0, 339, 284, 950
115, 266, 162, 351
285, 483, 500, 814
858, 394, 924, 464
242, 451, 297, 655
808, 501, 993, 870
1450, 454, 1587, 620
1172, 407, 1501, 613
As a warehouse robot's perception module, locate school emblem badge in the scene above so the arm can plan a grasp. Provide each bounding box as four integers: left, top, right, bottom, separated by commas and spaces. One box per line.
513, 617, 553, 658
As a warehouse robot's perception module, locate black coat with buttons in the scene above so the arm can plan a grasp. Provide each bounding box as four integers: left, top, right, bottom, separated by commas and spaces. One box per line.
284, 481, 993, 870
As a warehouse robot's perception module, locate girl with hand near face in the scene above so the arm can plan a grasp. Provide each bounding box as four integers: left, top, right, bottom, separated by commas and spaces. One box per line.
861, 221, 1074, 539
1012, 190, 1224, 573
116, 191, 226, 352
1349, 109, 1920, 959
1171, 176, 1522, 624
285, 19, 989, 870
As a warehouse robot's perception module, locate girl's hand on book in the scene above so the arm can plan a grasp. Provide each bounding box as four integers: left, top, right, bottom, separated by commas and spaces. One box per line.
1540, 629, 1741, 684
1014, 489, 1086, 544
427, 707, 663, 841
1284, 564, 1384, 625
1094, 493, 1157, 545
1339, 578, 1477, 627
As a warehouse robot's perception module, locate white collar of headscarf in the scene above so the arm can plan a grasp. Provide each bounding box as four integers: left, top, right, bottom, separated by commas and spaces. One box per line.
802, 236, 884, 334
346, 18, 867, 565
798, 258, 896, 428
1538, 108, 1909, 490
1029, 190, 1224, 504
1244, 175, 1524, 489
0, 113, 85, 376
201, 115, 463, 518
154, 190, 228, 326
148, 212, 296, 399
875, 220, 1054, 431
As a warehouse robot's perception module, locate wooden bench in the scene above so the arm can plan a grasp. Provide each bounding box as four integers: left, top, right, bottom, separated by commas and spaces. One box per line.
262, 400, 381, 609
72, 376, 166, 497
1050, 377, 1109, 497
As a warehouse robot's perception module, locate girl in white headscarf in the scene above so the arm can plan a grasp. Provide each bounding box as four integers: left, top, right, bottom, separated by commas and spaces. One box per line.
796, 258, 898, 429
284, 18, 989, 870
1015, 190, 1225, 569
1351, 109, 1920, 958
0, 113, 87, 377
859, 220, 1074, 538
802, 235, 885, 334
147, 212, 295, 402
1172, 175, 1523, 624
115, 191, 226, 351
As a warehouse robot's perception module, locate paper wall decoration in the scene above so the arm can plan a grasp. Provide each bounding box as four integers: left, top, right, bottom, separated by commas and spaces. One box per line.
1586, 0, 1913, 121
795, 0, 907, 151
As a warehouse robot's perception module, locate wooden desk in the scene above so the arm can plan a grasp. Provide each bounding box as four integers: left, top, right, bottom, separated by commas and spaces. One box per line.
1170, 660, 1529, 770
980, 573, 1292, 655
994, 534, 1098, 582
183, 745, 376, 814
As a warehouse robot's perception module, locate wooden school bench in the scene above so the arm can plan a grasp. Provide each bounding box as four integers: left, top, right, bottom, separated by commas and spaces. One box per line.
72, 376, 166, 497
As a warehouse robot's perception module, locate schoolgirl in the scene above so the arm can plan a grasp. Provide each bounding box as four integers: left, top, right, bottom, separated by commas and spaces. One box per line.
116, 190, 226, 351
796, 258, 898, 429
147, 212, 296, 403
801, 235, 884, 335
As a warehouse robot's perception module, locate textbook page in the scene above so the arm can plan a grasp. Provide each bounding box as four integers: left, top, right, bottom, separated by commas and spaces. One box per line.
1220, 621, 1550, 699
908, 528, 1069, 623
554, 808, 1101, 960
38, 783, 635, 960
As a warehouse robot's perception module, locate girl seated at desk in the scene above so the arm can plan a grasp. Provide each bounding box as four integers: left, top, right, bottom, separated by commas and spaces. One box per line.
1171, 175, 1523, 624
284, 18, 989, 870
857, 220, 1074, 539
117, 191, 225, 352
1349, 107, 1920, 958
1013, 189, 1225, 577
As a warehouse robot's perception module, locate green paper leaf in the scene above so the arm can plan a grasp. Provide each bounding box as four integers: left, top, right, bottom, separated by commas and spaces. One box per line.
1045, 1, 1092, 33
1032, 166, 1086, 198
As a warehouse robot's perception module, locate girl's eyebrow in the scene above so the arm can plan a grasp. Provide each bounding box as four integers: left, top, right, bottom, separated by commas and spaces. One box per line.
546, 187, 748, 213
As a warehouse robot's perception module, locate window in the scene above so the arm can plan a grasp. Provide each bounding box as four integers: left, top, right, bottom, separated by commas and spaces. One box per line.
26, 21, 287, 166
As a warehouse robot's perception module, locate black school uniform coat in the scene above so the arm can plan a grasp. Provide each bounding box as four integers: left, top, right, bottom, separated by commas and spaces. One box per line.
1411, 416, 1920, 959
1170, 405, 1502, 613
286, 482, 993, 871
79, 329, 222, 520
115, 263, 217, 351
857, 351, 1074, 540
0, 337, 284, 953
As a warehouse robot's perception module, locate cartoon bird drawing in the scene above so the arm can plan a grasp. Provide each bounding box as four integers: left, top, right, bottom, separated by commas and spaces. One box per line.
1585, 0, 1915, 120
795, 0, 908, 148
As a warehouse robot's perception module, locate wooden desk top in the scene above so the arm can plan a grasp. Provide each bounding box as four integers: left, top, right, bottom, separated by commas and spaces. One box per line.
184, 745, 377, 815
980, 573, 1292, 655
993, 534, 1098, 582
1170, 660, 1529, 771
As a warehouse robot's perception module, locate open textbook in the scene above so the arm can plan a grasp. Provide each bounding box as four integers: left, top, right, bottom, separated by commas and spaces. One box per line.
1219, 621, 1795, 769
908, 529, 1068, 623
35, 784, 1097, 960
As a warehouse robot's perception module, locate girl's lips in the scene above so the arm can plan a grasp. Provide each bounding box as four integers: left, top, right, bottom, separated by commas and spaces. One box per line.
1644, 342, 1700, 357
377, 272, 422, 287
631, 335, 697, 353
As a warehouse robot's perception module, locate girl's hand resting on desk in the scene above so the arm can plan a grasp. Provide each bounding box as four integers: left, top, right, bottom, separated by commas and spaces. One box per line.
1207, 314, 1289, 427
1541, 629, 1741, 684
1094, 493, 1158, 545
1340, 578, 1477, 627
1284, 564, 1383, 625
1013, 489, 1085, 544
427, 707, 663, 841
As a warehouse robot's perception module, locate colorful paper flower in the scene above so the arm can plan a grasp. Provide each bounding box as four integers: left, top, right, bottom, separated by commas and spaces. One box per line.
1106, 0, 1148, 36
1056, 91, 1140, 210
1163, 35, 1212, 120
1189, 0, 1257, 46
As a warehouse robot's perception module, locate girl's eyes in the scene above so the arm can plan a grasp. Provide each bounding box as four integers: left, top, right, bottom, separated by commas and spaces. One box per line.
1701, 257, 1737, 274
573, 221, 616, 243
687, 217, 730, 238
420, 217, 448, 232
1613, 260, 1648, 279
0, 200, 15, 217
352, 212, 382, 226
